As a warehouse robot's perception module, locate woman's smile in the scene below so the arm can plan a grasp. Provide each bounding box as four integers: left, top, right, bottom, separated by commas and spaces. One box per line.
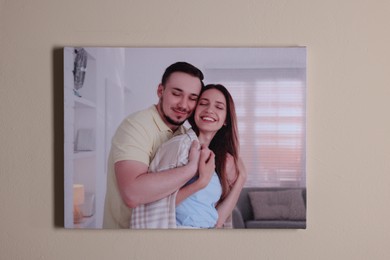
200, 115, 217, 122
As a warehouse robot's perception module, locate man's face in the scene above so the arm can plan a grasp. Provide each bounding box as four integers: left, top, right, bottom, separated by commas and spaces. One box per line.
157, 72, 202, 130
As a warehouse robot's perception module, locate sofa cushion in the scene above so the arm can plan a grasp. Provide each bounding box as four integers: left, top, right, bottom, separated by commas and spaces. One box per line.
246, 220, 306, 229
248, 190, 306, 221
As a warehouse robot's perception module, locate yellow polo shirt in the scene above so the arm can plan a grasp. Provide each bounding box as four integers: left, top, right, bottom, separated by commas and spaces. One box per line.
103, 105, 186, 229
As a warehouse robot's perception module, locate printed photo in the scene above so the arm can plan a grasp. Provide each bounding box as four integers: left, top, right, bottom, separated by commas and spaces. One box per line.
64, 47, 307, 229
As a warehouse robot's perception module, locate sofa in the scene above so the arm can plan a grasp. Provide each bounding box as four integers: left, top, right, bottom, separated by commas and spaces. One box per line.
232, 187, 306, 229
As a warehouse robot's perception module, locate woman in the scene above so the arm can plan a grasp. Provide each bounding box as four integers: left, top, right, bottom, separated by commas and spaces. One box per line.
131, 84, 247, 228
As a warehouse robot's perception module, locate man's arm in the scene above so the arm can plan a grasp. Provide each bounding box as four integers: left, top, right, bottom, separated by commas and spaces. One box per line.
115, 141, 200, 208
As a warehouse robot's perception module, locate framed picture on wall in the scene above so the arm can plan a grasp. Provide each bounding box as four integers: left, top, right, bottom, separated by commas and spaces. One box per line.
64, 47, 307, 229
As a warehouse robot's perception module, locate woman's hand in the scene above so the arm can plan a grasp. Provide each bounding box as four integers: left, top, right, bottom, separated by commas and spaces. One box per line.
197, 145, 216, 189
186, 140, 201, 176
176, 144, 215, 206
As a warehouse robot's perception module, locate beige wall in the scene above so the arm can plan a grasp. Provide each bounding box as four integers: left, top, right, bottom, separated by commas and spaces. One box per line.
1, 0, 390, 259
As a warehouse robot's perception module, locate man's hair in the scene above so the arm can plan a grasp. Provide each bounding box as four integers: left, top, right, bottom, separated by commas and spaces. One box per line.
161, 62, 204, 87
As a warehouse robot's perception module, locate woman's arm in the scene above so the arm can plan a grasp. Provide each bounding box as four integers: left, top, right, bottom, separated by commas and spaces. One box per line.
175, 146, 215, 206
215, 156, 247, 228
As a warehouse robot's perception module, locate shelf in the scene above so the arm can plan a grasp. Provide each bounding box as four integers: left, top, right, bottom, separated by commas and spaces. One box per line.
74, 215, 95, 229
64, 47, 101, 229
74, 96, 96, 109
73, 151, 96, 159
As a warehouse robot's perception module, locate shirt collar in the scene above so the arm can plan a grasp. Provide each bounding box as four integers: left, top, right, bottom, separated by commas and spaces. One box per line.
185, 128, 198, 141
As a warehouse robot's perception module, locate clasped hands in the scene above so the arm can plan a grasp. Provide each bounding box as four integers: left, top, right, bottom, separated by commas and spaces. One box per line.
187, 140, 215, 189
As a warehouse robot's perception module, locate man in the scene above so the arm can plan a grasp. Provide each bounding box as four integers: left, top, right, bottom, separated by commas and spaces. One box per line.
103, 62, 214, 228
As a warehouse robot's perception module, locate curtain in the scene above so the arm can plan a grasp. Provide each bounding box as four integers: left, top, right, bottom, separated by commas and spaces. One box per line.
206, 68, 306, 188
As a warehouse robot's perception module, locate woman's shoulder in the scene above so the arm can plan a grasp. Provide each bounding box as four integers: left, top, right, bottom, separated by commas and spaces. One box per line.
225, 153, 235, 167
225, 153, 238, 184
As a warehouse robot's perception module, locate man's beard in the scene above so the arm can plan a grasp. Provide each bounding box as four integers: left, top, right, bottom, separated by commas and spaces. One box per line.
160, 102, 186, 126
164, 114, 185, 126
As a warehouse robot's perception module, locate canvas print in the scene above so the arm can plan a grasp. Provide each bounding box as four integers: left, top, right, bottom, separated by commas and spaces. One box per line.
64, 47, 307, 229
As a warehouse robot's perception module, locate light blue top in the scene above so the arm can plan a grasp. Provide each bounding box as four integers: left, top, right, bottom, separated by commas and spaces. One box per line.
175, 172, 222, 228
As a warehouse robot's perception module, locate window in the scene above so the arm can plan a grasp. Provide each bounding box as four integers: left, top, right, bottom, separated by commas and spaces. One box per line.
206, 68, 306, 188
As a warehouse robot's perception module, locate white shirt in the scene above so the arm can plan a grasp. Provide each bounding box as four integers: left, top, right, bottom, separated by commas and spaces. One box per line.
130, 129, 197, 228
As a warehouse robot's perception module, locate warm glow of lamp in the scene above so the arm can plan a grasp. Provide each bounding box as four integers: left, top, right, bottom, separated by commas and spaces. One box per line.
73, 184, 85, 224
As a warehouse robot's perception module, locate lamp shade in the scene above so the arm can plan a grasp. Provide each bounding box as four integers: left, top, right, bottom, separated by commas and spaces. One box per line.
73, 184, 85, 205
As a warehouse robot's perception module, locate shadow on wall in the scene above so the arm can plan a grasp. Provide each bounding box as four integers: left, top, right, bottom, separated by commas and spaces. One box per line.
53, 47, 65, 228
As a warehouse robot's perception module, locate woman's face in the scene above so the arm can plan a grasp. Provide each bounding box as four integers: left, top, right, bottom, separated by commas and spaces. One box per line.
194, 88, 227, 134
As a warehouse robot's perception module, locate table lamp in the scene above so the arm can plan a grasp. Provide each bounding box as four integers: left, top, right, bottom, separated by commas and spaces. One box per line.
73, 184, 85, 224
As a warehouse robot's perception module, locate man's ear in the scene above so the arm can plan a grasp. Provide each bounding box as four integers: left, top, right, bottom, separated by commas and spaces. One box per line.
157, 84, 164, 98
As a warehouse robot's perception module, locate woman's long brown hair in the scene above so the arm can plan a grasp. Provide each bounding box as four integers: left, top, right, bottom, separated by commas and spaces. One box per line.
188, 84, 240, 205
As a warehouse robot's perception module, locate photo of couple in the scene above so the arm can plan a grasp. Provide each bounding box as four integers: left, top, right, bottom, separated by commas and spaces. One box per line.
64, 47, 307, 229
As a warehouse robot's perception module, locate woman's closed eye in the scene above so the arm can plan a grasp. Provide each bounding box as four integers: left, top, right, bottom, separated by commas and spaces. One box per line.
216, 104, 225, 110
